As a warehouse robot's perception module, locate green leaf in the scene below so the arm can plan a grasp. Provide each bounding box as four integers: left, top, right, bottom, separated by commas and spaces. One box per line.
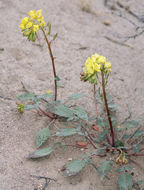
36, 128, 51, 148
124, 120, 139, 128
27, 147, 53, 159
133, 130, 144, 138
73, 107, 88, 121
94, 130, 108, 143
54, 128, 78, 137
46, 102, 74, 118
47, 22, 51, 35
136, 179, 144, 185
115, 166, 134, 173
108, 103, 117, 111
53, 33, 58, 41
17, 93, 35, 101
132, 144, 140, 154
96, 117, 108, 128
24, 104, 39, 110
122, 134, 131, 139
55, 76, 60, 81
64, 159, 86, 176
69, 93, 86, 100
37, 93, 53, 100
97, 161, 112, 180
88, 116, 97, 121
118, 173, 133, 190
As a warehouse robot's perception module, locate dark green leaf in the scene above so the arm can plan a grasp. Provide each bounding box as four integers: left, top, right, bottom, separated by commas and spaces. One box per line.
27, 147, 53, 159
69, 93, 86, 100
64, 159, 86, 176
97, 161, 112, 180
118, 173, 133, 190
54, 128, 78, 137
115, 166, 133, 173
124, 120, 139, 128
36, 128, 51, 148
17, 93, 35, 101
132, 144, 140, 154
73, 107, 88, 121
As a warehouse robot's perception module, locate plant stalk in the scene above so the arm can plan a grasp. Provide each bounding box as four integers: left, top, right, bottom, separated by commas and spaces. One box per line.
101, 71, 115, 147
41, 27, 57, 101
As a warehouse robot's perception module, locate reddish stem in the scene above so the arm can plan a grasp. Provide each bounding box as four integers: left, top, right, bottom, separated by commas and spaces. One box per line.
41, 27, 57, 101
101, 71, 115, 147
38, 107, 54, 119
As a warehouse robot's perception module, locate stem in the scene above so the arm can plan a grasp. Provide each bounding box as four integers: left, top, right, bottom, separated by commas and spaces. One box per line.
41, 27, 57, 101
101, 71, 115, 147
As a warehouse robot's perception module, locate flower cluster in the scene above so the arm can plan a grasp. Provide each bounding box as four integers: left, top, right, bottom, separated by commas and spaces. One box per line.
81, 53, 111, 84
19, 9, 46, 42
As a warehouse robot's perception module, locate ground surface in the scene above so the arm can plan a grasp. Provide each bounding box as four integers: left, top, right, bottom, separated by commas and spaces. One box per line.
0, 0, 144, 189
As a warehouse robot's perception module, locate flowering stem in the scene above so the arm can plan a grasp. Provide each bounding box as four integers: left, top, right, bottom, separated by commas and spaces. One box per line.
101, 71, 115, 147
41, 27, 57, 101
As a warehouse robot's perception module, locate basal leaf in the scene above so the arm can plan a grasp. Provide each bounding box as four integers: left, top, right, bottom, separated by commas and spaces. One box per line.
54, 128, 78, 137
27, 147, 53, 159
124, 120, 139, 128
24, 104, 39, 110
17, 93, 35, 101
136, 179, 144, 185
115, 166, 133, 173
36, 128, 51, 148
118, 173, 133, 190
132, 144, 140, 154
133, 130, 144, 138
94, 130, 108, 143
69, 93, 86, 100
97, 161, 112, 180
73, 107, 88, 121
64, 159, 86, 176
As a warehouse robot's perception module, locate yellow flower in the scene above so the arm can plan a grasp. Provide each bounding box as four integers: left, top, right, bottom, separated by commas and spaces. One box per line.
97, 56, 106, 64
91, 53, 100, 62
33, 25, 39, 32
39, 20, 46, 27
85, 58, 94, 74
21, 17, 29, 25
46, 90, 51, 94
26, 22, 33, 28
104, 62, 111, 69
28, 10, 36, 19
19, 24, 25, 29
93, 62, 101, 72
36, 9, 42, 18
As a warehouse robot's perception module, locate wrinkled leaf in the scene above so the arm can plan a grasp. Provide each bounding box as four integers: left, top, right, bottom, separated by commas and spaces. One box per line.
69, 93, 86, 100
54, 128, 79, 137
36, 128, 51, 148
64, 159, 86, 176
17, 93, 35, 101
132, 144, 140, 154
27, 147, 53, 159
115, 166, 133, 173
124, 120, 139, 128
118, 173, 133, 190
97, 161, 112, 179
73, 107, 88, 121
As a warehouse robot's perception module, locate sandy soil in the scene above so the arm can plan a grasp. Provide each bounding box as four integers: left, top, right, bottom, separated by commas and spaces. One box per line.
0, 0, 144, 189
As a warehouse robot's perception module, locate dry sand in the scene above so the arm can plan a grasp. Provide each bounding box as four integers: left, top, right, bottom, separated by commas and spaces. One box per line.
0, 0, 144, 189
